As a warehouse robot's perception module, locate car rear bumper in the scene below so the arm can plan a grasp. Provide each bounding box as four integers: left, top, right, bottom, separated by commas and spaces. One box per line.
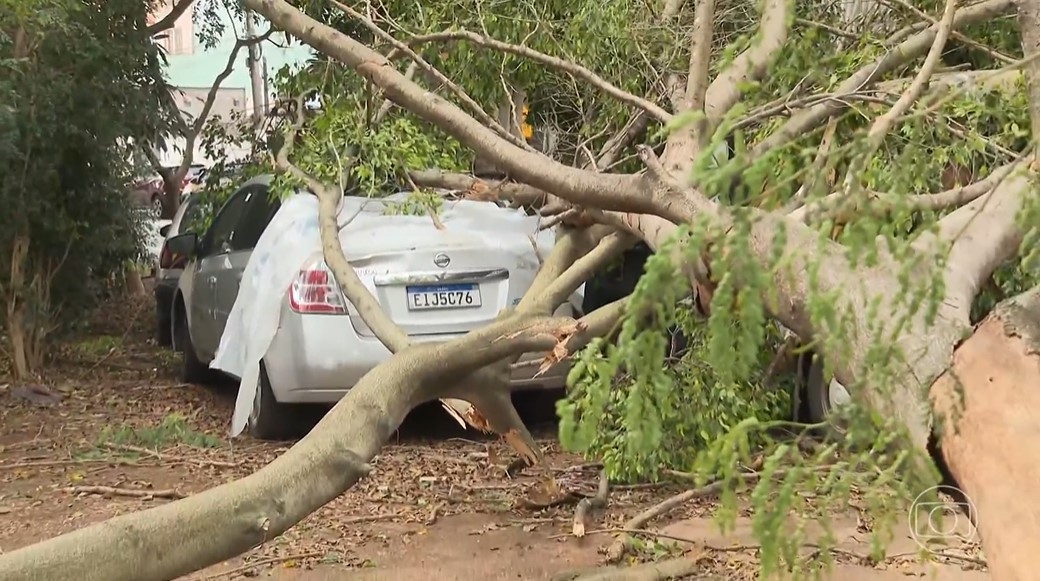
263, 302, 570, 404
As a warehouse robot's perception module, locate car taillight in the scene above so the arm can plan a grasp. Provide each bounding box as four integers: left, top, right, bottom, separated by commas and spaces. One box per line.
288, 264, 347, 314
158, 244, 173, 269
158, 243, 187, 270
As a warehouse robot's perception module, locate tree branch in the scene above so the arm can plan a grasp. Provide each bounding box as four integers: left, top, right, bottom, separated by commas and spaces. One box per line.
790, 161, 1020, 224
373, 61, 417, 125
927, 162, 1032, 319
146, 0, 195, 36
752, 0, 1014, 157
172, 28, 275, 183
703, 0, 792, 133
0, 311, 579, 581
407, 170, 557, 209
783, 118, 837, 213
329, 0, 532, 150
530, 231, 637, 314
402, 29, 672, 124
659, 0, 691, 110
275, 92, 411, 353
887, 0, 1015, 64
840, 0, 957, 197
1018, 0, 1040, 164
515, 226, 613, 315
595, 112, 652, 170
245, 0, 670, 221
681, 0, 716, 150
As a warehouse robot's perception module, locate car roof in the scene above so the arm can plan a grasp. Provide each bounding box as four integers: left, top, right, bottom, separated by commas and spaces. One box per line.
240, 174, 275, 188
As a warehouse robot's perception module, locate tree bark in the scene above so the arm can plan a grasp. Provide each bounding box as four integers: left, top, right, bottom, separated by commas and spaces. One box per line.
125, 265, 147, 298
930, 287, 1040, 581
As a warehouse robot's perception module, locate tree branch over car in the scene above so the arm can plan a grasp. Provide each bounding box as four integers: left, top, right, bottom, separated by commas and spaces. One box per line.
2, 0, 1039, 579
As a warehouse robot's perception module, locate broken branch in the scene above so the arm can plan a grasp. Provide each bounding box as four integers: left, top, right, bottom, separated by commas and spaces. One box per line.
840, 0, 957, 197
572, 470, 610, 537
703, 0, 792, 132
753, 0, 1013, 156
63, 486, 185, 500
403, 29, 672, 124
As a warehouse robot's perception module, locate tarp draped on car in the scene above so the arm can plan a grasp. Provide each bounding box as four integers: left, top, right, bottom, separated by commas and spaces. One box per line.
211, 191, 559, 437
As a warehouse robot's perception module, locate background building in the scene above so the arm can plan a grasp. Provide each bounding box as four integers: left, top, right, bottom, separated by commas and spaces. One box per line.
145, 1, 313, 167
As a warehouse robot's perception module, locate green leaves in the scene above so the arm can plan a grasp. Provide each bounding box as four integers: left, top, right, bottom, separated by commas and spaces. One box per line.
558, 224, 791, 483
0, 0, 171, 362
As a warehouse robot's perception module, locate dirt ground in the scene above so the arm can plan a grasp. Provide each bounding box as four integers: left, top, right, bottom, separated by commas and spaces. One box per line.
0, 291, 990, 580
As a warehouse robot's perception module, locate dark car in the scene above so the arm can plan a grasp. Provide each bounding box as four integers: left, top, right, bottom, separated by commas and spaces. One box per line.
153, 193, 207, 346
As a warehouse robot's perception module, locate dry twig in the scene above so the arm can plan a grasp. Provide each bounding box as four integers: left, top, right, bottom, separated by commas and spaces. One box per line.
198, 552, 322, 580
572, 470, 610, 537
64, 486, 185, 500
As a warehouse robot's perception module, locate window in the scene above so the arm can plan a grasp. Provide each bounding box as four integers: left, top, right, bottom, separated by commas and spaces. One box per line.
180, 196, 206, 233
199, 190, 250, 257
230, 186, 281, 251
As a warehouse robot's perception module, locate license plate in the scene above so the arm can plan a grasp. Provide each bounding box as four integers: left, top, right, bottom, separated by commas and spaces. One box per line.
406, 283, 481, 310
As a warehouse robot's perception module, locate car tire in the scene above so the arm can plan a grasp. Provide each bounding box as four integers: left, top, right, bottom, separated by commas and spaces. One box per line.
156, 305, 172, 348
173, 309, 214, 384
247, 362, 306, 441
802, 353, 851, 434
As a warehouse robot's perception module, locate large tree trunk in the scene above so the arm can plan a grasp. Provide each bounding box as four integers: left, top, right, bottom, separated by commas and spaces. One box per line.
161, 178, 182, 219
930, 286, 1040, 581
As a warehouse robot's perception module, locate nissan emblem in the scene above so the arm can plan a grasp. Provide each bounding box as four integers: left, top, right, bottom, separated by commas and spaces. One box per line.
433, 253, 450, 268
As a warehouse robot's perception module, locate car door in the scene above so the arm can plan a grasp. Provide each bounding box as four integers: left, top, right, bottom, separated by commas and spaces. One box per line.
210, 184, 281, 338
190, 188, 251, 361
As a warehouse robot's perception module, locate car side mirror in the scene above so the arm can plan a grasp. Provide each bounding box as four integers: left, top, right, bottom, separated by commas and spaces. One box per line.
165, 232, 199, 263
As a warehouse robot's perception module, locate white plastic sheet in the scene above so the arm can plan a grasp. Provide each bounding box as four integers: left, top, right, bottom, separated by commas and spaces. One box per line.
211, 191, 569, 437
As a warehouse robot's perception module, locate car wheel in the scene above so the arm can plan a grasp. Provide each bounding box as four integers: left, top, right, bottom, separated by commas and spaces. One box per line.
804, 353, 851, 432
151, 195, 164, 219
247, 362, 306, 441
173, 309, 213, 384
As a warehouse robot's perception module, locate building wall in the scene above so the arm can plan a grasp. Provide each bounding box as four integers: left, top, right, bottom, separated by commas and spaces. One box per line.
148, 0, 195, 55
154, 86, 252, 167
146, 1, 313, 168
149, 2, 312, 104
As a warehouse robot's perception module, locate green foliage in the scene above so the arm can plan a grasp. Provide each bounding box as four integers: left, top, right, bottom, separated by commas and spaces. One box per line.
0, 0, 168, 370
98, 414, 223, 450
560, 329, 791, 483
554, 5, 1030, 567
382, 190, 444, 216
559, 224, 791, 482
265, 65, 466, 196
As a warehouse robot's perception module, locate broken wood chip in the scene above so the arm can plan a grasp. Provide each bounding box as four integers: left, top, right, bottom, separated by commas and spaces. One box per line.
502, 429, 540, 466
534, 321, 589, 378
464, 408, 492, 433
438, 399, 472, 430
463, 180, 499, 202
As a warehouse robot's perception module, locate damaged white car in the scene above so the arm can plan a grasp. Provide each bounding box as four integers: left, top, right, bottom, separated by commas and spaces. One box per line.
163, 175, 578, 440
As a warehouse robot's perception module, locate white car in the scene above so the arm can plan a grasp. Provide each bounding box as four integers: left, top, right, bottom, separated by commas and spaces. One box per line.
165, 175, 575, 440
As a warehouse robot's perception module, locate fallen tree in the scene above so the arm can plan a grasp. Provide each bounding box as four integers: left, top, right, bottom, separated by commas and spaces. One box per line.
1, 0, 1039, 579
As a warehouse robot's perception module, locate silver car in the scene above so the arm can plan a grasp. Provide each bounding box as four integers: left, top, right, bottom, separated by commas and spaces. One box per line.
165, 175, 570, 440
